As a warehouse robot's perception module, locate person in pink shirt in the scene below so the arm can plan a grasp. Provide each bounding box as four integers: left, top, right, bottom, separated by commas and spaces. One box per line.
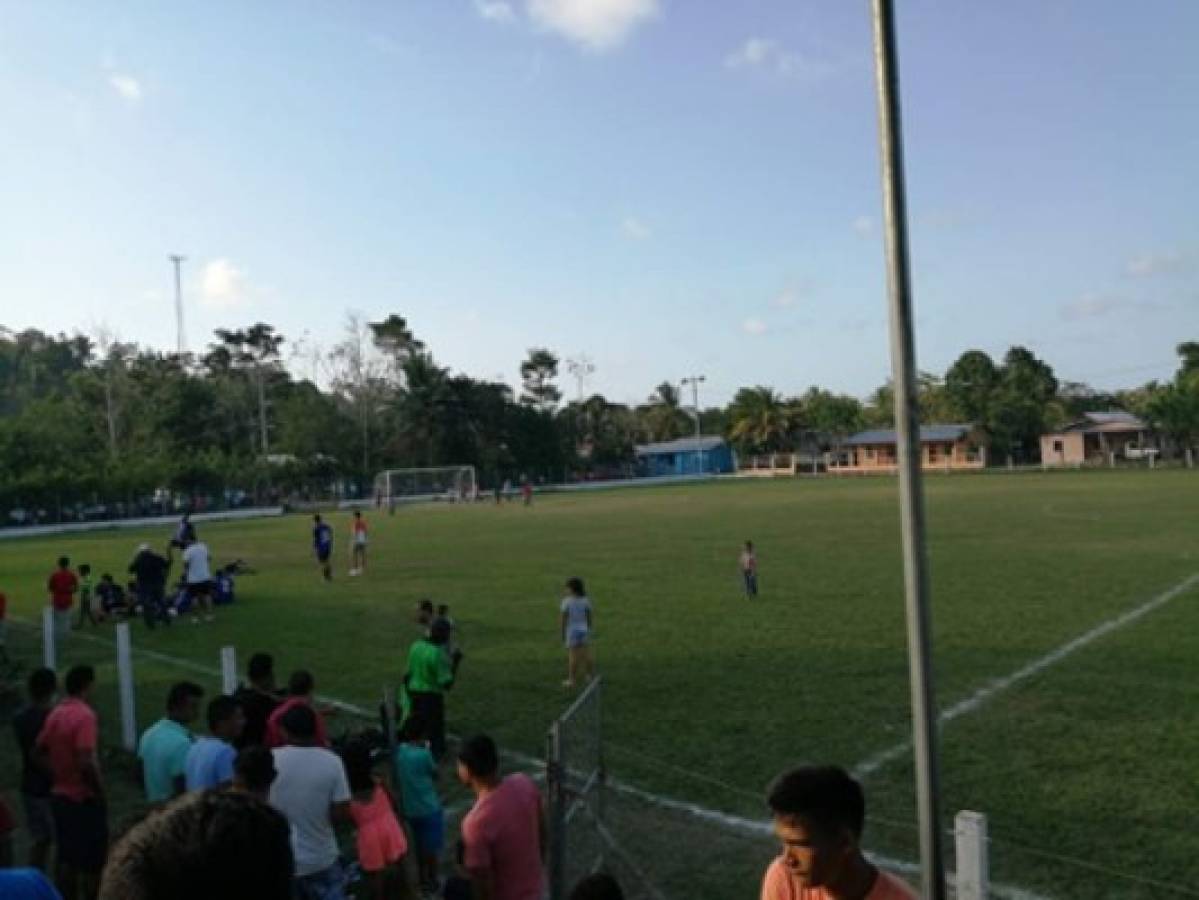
457, 734, 545, 900
761, 766, 915, 900
263, 671, 331, 749
34, 664, 108, 900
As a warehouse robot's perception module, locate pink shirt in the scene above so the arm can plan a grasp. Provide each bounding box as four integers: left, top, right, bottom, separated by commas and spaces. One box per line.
35, 698, 99, 802
761, 860, 916, 900
264, 698, 330, 749
462, 774, 543, 900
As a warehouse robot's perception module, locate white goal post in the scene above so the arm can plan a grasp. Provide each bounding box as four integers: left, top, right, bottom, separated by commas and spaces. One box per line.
372, 466, 478, 506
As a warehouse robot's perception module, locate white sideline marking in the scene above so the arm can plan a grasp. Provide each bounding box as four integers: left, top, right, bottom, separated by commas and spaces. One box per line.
853, 572, 1199, 779
18, 621, 1051, 899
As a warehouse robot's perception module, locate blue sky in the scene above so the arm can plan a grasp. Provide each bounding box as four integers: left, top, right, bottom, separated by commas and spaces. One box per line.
1, 1, 1195, 406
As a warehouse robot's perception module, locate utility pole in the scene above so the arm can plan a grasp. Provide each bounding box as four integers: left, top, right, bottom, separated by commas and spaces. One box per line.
681, 375, 706, 474
168, 255, 186, 354
565, 355, 596, 403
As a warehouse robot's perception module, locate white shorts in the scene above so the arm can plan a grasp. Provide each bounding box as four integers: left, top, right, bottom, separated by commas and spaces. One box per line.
353, 534, 368, 547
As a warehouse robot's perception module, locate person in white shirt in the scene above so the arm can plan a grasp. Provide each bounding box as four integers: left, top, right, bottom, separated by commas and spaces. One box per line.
269, 704, 351, 900
181, 539, 214, 624
559, 577, 594, 689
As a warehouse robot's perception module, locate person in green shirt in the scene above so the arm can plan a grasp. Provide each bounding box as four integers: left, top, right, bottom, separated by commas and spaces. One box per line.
76, 564, 99, 627
137, 681, 203, 803
403, 619, 460, 760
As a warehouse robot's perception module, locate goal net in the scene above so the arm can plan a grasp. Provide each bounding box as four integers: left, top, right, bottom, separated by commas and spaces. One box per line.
372, 466, 477, 506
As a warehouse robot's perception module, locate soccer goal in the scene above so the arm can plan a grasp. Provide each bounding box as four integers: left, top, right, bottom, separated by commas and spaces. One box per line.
372, 466, 477, 506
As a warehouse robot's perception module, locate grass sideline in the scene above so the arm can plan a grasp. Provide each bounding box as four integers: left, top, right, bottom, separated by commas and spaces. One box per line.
2, 470, 1198, 898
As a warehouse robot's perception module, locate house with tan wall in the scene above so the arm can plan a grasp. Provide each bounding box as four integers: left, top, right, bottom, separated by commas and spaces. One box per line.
829, 424, 985, 474
1040, 411, 1153, 466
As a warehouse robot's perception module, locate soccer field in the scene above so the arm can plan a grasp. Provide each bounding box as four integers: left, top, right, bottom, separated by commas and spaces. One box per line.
2, 470, 1197, 899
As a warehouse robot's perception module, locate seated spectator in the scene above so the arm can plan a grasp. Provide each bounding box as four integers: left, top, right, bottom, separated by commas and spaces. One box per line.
13, 667, 58, 871
342, 739, 408, 899
95, 575, 128, 620
184, 696, 245, 791
396, 716, 444, 895
137, 682, 203, 803
264, 671, 330, 749
268, 705, 351, 900
457, 734, 544, 900
571, 873, 625, 900
98, 790, 293, 900
232, 746, 277, 801
233, 653, 282, 750
0, 866, 62, 899
761, 766, 915, 900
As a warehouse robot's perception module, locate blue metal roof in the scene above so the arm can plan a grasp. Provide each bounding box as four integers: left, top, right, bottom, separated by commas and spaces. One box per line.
635, 435, 727, 456
845, 424, 972, 446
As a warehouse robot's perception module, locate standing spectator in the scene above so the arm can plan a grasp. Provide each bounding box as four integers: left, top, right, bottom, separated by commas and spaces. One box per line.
342, 739, 408, 899
47, 557, 78, 644
268, 705, 351, 900
415, 600, 434, 637
349, 511, 368, 577
457, 734, 545, 900
128, 543, 172, 629
137, 682, 203, 804
404, 619, 459, 760
761, 766, 915, 900
184, 696, 245, 791
234, 653, 283, 749
395, 716, 444, 895
232, 746, 278, 801
98, 790, 293, 900
34, 664, 107, 900
181, 539, 215, 624
264, 671, 331, 749
520, 479, 533, 507
559, 578, 594, 689
76, 564, 98, 628
740, 540, 759, 599
571, 874, 625, 900
12, 667, 58, 871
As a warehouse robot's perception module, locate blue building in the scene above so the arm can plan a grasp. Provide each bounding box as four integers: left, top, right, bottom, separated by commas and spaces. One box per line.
635, 436, 735, 477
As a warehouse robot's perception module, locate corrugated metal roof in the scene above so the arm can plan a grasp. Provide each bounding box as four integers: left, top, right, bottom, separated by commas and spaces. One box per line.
1056, 410, 1147, 434
635, 435, 727, 455
845, 424, 972, 446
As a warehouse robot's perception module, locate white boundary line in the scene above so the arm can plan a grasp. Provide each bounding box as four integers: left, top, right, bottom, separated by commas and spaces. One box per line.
853, 572, 1199, 779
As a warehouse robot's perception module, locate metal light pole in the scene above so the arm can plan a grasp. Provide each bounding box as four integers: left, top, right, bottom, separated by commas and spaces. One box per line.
681, 375, 706, 474
168, 254, 186, 354
869, 2, 947, 897
566, 355, 596, 403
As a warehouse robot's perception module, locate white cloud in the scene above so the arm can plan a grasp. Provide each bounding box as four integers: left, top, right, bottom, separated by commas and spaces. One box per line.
200, 259, 247, 308
108, 74, 143, 102
1125, 250, 1190, 278
475, 0, 516, 22
526, 0, 659, 51
1059, 293, 1127, 321
620, 216, 651, 240
724, 37, 836, 82
852, 215, 875, 237
742, 317, 767, 336
774, 288, 798, 309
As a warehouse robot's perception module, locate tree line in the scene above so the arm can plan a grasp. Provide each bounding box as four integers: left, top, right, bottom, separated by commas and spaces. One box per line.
1, 317, 1196, 519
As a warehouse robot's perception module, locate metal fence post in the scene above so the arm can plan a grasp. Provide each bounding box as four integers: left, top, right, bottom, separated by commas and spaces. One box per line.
42, 607, 56, 671
220, 646, 238, 695
116, 623, 138, 752
546, 723, 566, 900
954, 811, 988, 900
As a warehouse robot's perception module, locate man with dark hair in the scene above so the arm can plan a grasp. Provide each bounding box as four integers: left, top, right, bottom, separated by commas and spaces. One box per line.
185, 696, 245, 790
312, 514, 333, 582
232, 746, 278, 801
268, 704, 351, 900
404, 618, 460, 760
128, 542, 173, 629
98, 790, 293, 900
34, 664, 106, 900
47, 555, 78, 643
137, 682, 203, 803
264, 670, 331, 749
457, 734, 544, 900
234, 652, 283, 749
12, 667, 58, 871
762, 766, 915, 900
181, 537, 215, 624
571, 873, 625, 900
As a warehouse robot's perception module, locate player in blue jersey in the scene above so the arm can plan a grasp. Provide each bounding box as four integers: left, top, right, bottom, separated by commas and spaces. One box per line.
312, 514, 333, 582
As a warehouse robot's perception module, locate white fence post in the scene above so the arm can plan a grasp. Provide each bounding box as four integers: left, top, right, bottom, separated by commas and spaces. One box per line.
116, 623, 138, 753
42, 607, 56, 671
954, 810, 988, 900
220, 646, 238, 695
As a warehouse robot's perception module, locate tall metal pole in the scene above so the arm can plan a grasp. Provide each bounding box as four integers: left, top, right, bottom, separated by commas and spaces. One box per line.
682, 375, 705, 473
869, 2, 947, 897
169, 254, 186, 354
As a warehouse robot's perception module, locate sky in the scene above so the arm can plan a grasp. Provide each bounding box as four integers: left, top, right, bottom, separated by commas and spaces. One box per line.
1, 0, 1196, 407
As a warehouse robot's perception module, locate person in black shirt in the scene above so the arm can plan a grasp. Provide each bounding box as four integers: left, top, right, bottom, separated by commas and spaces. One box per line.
233, 652, 282, 749
129, 543, 173, 629
12, 667, 57, 870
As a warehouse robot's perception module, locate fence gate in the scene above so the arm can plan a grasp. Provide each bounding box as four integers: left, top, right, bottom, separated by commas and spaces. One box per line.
546, 677, 605, 900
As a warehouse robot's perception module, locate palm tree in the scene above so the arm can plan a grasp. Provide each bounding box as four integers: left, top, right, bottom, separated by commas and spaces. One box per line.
638, 382, 691, 441
726, 386, 798, 453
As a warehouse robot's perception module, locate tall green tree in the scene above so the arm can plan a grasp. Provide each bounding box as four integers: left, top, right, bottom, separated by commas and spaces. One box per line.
726, 386, 797, 453
638, 382, 691, 441
519, 348, 561, 412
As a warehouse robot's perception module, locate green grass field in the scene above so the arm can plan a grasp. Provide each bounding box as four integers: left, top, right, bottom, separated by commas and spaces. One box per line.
2, 470, 1197, 899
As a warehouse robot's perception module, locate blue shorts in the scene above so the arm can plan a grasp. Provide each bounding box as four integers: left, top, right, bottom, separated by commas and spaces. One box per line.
406, 811, 445, 856
316, 546, 331, 563
566, 628, 590, 649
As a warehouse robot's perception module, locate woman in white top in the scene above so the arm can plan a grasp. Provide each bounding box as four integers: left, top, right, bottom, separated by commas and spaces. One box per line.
559, 577, 594, 689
